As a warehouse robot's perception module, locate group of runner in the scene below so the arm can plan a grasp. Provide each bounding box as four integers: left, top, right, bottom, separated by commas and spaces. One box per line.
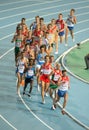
11, 9, 76, 114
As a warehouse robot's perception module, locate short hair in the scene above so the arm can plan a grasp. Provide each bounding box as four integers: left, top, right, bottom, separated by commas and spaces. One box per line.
71, 9, 75, 12
21, 18, 26, 21
45, 55, 50, 59
59, 13, 63, 16
40, 17, 44, 21
62, 69, 67, 73
40, 45, 46, 49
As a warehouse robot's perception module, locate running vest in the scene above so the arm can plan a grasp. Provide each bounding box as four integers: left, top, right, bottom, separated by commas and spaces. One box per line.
37, 53, 46, 65
56, 19, 64, 30
59, 76, 69, 91
52, 69, 62, 81
15, 38, 22, 47
25, 67, 35, 78
42, 63, 52, 75
17, 60, 25, 73
66, 15, 74, 27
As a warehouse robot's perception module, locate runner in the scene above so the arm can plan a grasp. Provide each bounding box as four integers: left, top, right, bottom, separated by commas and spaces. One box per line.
11, 28, 24, 64
40, 55, 53, 104
36, 45, 47, 91
16, 52, 27, 95
23, 59, 35, 97
56, 13, 66, 43
65, 9, 77, 43
51, 70, 70, 115
30, 16, 40, 31
49, 63, 62, 99
51, 19, 59, 54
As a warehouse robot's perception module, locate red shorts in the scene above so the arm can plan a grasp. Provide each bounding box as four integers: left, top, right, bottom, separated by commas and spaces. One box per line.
40, 74, 50, 83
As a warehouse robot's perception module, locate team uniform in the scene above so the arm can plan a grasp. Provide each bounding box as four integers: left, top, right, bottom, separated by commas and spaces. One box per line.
36, 52, 47, 69
16, 60, 25, 76
50, 69, 62, 89
58, 75, 69, 97
66, 15, 75, 31
23, 66, 35, 94
56, 19, 65, 36
40, 63, 52, 83
15, 38, 22, 56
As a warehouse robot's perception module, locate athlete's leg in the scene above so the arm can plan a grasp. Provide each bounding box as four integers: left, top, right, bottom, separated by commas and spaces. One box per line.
62, 92, 68, 114
29, 80, 33, 93
17, 73, 21, 95
41, 81, 45, 103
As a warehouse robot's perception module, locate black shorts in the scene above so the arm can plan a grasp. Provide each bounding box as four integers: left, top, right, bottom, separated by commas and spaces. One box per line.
25, 77, 33, 83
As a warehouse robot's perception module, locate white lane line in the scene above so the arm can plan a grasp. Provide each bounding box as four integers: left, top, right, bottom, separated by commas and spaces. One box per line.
0, 0, 43, 6
0, 1, 89, 20
0, 43, 54, 130
0, 0, 88, 13
61, 39, 89, 84
55, 39, 89, 130
0, 6, 89, 30
19, 94, 54, 130
57, 102, 89, 130
0, 114, 17, 130
0, 37, 54, 130
0, 18, 89, 130
0, 33, 14, 41
0, 47, 14, 59
0, 0, 62, 13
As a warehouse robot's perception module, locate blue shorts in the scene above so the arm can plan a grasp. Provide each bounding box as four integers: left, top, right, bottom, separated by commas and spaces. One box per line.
58, 31, 64, 36
68, 26, 74, 31
58, 90, 67, 97
16, 69, 24, 76
19, 72, 24, 76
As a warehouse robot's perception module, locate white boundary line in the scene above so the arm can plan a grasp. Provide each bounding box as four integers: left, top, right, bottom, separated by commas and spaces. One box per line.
55, 39, 89, 130
0, 0, 88, 13
0, 0, 43, 6
0, 1, 89, 20
61, 39, 89, 84
57, 102, 89, 130
0, 0, 89, 130
0, 50, 54, 130
0, 47, 14, 59
0, 0, 62, 13
0, 5, 89, 29
19, 94, 54, 130
0, 114, 17, 130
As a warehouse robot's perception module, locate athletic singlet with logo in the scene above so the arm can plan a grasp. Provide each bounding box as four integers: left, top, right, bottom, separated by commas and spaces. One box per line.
46, 29, 54, 41
52, 69, 62, 81
52, 25, 57, 33
25, 67, 35, 78
56, 19, 65, 30
15, 38, 22, 47
66, 15, 74, 27
42, 63, 52, 75
17, 60, 25, 73
31, 22, 37, 30
59, 76, 69, 91
37, 52, 47, 65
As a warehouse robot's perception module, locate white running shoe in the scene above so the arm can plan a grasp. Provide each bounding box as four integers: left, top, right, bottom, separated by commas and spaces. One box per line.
51, 105, 56, 110
42, 100, 45, 104
55, 51, 58, 54
45, 92, 49, 97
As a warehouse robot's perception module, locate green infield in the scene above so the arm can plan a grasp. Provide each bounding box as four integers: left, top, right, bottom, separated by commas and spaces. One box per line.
65, 40, 89, 82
